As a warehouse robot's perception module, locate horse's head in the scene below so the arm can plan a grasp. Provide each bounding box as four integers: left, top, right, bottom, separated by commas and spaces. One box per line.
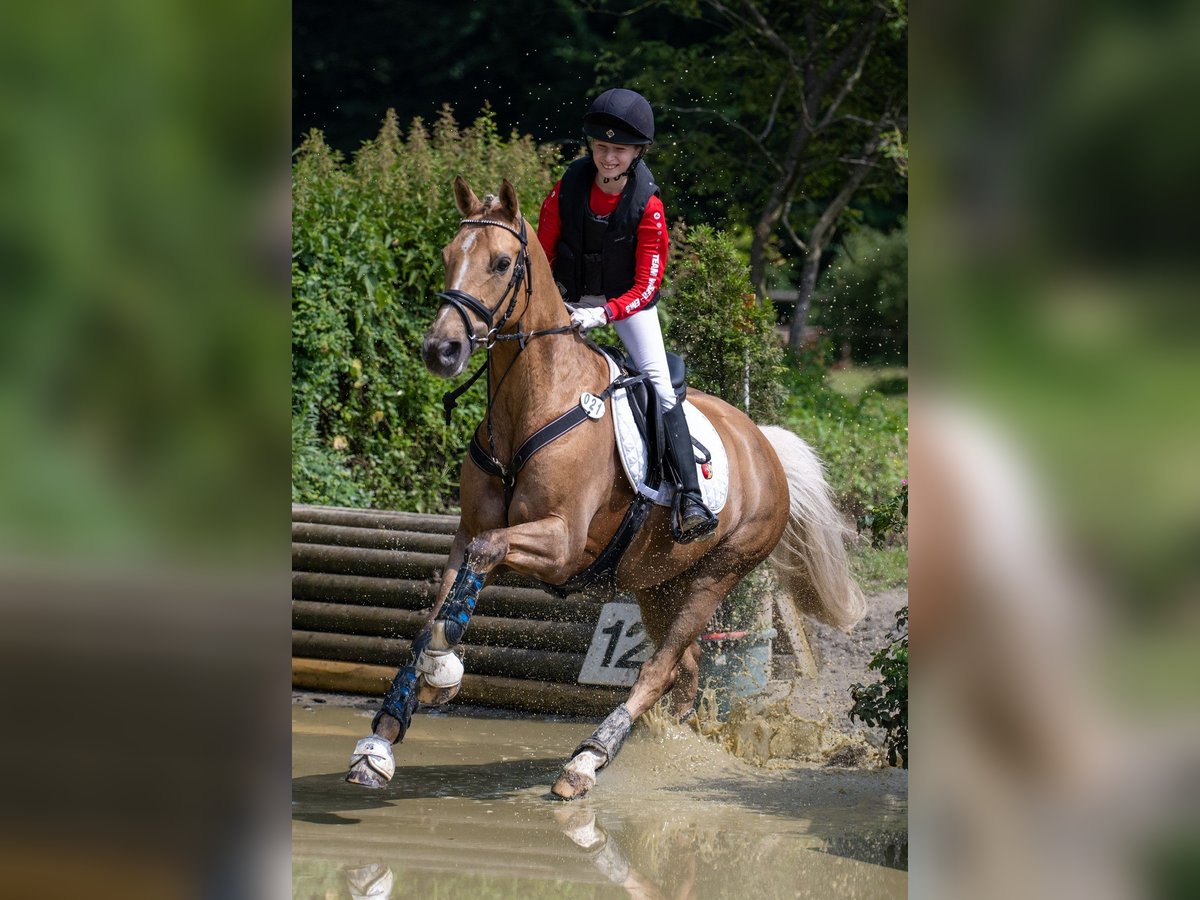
422, 177, 527, 378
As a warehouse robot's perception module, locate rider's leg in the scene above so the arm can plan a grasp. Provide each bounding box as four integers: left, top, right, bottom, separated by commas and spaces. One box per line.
611, 307, 676, 414
662, 403, 718, 542
613, 309, 717, 543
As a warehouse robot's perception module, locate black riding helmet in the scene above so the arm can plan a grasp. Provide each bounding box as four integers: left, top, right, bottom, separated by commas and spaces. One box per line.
583, 88, 655, 145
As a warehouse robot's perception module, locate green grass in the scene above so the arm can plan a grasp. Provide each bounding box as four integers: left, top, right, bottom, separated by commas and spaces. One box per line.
780, 359, 908, 519
851, 546, 909, 595
778, 358, 908, 596
828, 364, 909, 414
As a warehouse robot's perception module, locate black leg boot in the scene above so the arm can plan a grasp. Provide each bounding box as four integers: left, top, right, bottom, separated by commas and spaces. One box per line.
663, 404, 718, 543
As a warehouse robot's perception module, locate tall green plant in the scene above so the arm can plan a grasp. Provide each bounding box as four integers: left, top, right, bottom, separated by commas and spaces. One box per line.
664, 224, 787, 423
292, 106, 558, 510
850, 606, 909, 768
781, 350, 908, 517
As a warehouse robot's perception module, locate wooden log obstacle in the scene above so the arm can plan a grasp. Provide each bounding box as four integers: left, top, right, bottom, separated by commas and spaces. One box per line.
292, 504, 627, 715
292, 504, 815, 715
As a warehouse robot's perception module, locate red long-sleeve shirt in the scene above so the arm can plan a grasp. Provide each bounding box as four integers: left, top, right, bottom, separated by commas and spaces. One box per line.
536, 179, 668, 322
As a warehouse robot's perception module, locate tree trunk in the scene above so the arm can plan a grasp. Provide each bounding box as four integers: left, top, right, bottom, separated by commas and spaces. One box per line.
784, 140, 881, 352
749, 116, 812, 300
749, 218, 774, 300
788, 245, 824, 350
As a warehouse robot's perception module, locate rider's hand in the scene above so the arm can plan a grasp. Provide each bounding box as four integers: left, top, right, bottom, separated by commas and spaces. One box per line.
569, 305, 609, 332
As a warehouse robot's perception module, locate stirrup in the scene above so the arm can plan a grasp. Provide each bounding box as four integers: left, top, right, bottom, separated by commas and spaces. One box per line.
672, 492, 718, 543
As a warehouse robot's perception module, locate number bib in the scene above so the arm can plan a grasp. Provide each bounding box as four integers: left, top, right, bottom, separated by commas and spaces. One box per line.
577, 602, 655, 687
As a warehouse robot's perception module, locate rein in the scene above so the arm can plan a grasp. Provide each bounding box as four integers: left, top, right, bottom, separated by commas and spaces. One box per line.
435, 214, 579, 484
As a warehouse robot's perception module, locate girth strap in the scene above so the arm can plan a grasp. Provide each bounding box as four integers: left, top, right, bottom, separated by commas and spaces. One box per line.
538, 493, 655, 598
468, 372, 647, 507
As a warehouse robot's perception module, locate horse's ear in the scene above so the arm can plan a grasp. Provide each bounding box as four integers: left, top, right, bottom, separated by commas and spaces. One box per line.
453, 176, 481, 216
499, 179, 521, 221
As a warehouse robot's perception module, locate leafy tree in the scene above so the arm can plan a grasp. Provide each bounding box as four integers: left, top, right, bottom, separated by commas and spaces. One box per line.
293, 0, 606, 153
664, 223, 787, 423
591, 0, 907, 349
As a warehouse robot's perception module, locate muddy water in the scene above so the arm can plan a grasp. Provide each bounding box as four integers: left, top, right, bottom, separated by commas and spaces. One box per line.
293, 703, 906, 899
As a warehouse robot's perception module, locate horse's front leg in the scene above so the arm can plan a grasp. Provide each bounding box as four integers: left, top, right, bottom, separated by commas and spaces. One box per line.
345, 529, 472, 788
346, 515, 574, 788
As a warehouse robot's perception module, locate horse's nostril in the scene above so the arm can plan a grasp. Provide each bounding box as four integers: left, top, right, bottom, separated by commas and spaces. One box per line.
440, 340, 463, 362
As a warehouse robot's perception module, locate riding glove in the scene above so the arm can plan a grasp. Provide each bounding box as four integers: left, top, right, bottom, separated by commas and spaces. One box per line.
569, 305, 609, 331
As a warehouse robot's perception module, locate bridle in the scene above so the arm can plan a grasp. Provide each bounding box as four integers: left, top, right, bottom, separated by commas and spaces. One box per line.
435, 213, 576, 435
435, 216, 533, 353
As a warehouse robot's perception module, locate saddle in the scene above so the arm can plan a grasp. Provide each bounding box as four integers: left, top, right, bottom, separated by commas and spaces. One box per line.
597, 345, 710, 496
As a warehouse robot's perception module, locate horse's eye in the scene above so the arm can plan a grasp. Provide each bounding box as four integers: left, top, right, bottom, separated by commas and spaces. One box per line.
494, 257, 511, 273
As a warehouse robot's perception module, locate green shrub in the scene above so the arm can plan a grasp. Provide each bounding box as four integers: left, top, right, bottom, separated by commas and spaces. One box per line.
850, 547, 910, 595
291, 106, 559, 511
781, 350, 908, 517
664, 223, 787, 423
850, 606, 908, 767
813, 220, 908, 364
858, 480, 909, 549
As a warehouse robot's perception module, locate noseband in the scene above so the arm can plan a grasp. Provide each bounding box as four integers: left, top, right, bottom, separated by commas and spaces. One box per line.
435, 217, 532, 351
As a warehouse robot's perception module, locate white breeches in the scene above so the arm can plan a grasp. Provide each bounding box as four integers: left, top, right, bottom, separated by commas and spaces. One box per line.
613, 307, 677, 412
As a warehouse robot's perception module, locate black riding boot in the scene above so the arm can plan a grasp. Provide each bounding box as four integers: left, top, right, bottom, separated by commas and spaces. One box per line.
663, 403, 718, 543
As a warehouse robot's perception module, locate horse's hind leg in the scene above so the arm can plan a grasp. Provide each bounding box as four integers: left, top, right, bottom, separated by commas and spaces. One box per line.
551, 566, 744, 800
637, 586, 704, 719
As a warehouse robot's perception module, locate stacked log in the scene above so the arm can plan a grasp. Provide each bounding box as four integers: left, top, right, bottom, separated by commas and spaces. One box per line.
291, 504, 624, 715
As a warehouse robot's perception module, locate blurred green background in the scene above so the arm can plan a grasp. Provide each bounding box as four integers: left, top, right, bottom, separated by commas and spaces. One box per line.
0, 0, 289, 564
913, 0, 1200, 622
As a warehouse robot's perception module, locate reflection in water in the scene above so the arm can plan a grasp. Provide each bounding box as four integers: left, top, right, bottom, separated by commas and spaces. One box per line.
344, 861, 393, 899
293, 705, 906, 899
552, 805, 905, 900
555, 807, 694, 900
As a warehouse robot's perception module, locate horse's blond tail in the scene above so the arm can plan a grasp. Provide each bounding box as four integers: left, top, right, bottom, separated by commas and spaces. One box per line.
759, 425, 866, 631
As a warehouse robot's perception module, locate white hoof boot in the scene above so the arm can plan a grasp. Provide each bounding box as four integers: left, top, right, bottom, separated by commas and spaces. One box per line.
349, 736, 395, 783
551, 748, 605, 800
345, 863, 394, 900
415, 649, 464, 705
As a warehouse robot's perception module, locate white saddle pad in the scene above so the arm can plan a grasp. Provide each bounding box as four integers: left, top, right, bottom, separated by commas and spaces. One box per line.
601, 354, 730, 512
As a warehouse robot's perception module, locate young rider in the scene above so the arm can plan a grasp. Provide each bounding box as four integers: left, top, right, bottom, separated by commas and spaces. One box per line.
536, 88, 718, 543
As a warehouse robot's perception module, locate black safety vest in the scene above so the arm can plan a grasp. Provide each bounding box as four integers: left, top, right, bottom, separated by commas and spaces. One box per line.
551, 157, 660, 307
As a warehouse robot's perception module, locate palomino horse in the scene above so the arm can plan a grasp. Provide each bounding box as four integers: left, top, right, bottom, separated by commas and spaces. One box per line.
346, 177, 865, 799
